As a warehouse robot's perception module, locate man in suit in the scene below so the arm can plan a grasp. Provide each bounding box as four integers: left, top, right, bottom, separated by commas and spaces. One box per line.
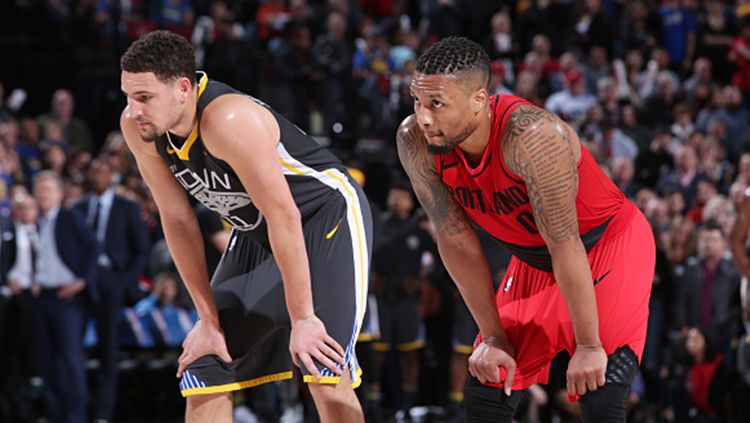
33, 171, 98, 423
75, 159, 150, 423
675, 221, 743, 351
1, 194, 39, 421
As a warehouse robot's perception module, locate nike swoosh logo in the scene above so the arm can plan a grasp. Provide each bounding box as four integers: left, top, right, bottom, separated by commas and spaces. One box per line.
325, 218, 343, 239
593, 269, 613, 286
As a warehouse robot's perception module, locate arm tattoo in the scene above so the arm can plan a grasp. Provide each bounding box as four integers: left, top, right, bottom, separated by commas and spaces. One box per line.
396, 117, 471, 237
502, 105, 579, 244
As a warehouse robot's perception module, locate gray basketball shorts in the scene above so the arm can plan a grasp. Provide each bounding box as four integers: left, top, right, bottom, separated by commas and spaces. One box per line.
179, 192, 372, 396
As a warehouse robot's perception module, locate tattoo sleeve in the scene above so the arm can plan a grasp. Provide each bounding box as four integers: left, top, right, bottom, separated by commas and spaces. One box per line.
396, 117, 471, 237
502, 105, 580, 244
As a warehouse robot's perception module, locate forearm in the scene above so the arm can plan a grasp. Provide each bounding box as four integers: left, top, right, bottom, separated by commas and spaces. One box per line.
162, 214, 218, 324
267, 213, 314, 323
438, 233, 506, 340
551, 240, 600, 347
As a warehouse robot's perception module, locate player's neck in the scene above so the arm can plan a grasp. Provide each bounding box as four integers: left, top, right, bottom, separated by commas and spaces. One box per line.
458, 111, 492, 165
169, 95, 199, 138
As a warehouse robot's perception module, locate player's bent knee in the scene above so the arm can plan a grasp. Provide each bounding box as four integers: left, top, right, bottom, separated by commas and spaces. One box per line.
308, 380, 356, 406
579, 383, 629, 423
186, 392, 232, 409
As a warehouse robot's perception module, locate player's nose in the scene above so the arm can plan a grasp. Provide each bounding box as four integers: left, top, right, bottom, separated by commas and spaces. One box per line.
416, 108, 433, 127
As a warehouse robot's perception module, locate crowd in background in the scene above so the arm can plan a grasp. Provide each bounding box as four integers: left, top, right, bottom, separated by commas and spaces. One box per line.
2, 0, 750, 422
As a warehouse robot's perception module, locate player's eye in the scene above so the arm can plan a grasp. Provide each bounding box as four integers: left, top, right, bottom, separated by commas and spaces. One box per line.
432, 100, 443, 108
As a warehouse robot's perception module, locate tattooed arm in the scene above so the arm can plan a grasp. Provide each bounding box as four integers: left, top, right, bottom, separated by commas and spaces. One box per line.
397, 115, 515, 390
502, 105, 606, 396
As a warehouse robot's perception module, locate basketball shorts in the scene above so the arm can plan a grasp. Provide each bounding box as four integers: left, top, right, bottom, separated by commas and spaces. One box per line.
179, 191, 372, 397
372, 296, 425, 352
476, 201, 654, 393
453, 296, 479, 355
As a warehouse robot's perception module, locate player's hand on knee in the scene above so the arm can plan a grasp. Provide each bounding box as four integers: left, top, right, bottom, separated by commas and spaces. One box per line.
468, 335, 516, 396
290, 314, 347, 380
177, 319, 233, 378
566, 343, 607, 396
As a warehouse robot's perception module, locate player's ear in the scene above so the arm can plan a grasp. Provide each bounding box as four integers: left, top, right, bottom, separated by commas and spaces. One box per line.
178, 77, 193, 103
471, 87, 488, 116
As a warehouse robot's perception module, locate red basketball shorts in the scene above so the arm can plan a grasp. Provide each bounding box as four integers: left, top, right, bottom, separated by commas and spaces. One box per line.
477, 201, 655, 391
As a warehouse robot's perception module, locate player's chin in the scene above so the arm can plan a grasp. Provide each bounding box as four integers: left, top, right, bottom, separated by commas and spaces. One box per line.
426, 138, 457, 155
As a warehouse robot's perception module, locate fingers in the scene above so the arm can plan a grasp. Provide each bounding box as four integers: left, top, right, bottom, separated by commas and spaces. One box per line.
318, 343, 346, 371
300, 353, 322, 380
503, 362, 516, 396
323, 335, 346, 364
177, 350, 190, 378
219, 347, 233, 364
566, 372, 606, 397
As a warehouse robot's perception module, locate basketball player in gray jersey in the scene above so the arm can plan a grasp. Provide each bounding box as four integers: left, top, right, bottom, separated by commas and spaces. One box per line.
119, 31, 372, 422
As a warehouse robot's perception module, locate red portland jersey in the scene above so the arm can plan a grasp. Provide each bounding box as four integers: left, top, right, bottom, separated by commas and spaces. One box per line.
435, 95, 625, 272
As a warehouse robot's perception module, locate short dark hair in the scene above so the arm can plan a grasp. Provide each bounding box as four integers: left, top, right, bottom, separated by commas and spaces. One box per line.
416, 36, 491, 89
121, 30, 196, 85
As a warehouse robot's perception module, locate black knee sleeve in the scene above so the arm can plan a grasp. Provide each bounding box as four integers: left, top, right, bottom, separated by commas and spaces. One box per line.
579, 346, 639, 423
463, 377, 525, 423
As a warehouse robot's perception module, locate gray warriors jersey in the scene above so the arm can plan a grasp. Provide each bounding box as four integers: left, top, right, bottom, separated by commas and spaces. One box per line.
154, 72, 355, 244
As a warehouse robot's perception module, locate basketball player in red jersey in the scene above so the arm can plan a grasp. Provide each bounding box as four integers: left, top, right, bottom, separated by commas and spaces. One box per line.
397, 37, 655, 422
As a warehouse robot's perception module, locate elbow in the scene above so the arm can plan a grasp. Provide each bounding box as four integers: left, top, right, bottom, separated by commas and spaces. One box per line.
161, 207, 197, 228
266, 206, 301, 230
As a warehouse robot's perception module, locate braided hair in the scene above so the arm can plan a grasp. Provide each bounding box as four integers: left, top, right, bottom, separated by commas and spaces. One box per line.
416, 36, 491, 90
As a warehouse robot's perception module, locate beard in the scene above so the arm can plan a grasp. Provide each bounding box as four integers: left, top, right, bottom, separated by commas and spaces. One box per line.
426, 137, 462, 155
425, 123, 476, 155
138, 124, 165, 143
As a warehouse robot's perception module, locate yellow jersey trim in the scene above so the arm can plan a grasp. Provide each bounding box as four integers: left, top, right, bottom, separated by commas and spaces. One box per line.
180, 370, 293, 397
322, 169, 368, 322
371, 342, 391, 352
302, 368, 363, 389
167, 72, 209, 161
454, 345, 474, 355
396, 341, 425, 352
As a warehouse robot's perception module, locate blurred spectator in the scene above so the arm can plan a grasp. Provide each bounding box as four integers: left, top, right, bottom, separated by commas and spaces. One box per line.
702, 194, 737, 236
641, 70, 682, 127
684, 57, 715, 103
370, 182, 430, 420
684, 326, 729, 421
256, 0, 291, 45
674, 221, 741, 352
37, 89, 92, 154
544, 70, 597, 123
635, 126, 675, 189
74, 159, 149, 423
729, 17, 750, 104
134, 272, 197, 347
32, 171, 98, 423
1, 194, 38, 421
658, 0, 697, 74
151, 0, 194, 36
482, 11, 515, 78
697, 0, 737, 84
656, 145, 708, 210
686, 179, 719, 225
41, 143, 67, 176
611, 155, 641, 199
572, 0, 612, 55
312, 11, 356, 146
670, 102, 695, 142
192, 0, 246, 68
619, 0, 660, 55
